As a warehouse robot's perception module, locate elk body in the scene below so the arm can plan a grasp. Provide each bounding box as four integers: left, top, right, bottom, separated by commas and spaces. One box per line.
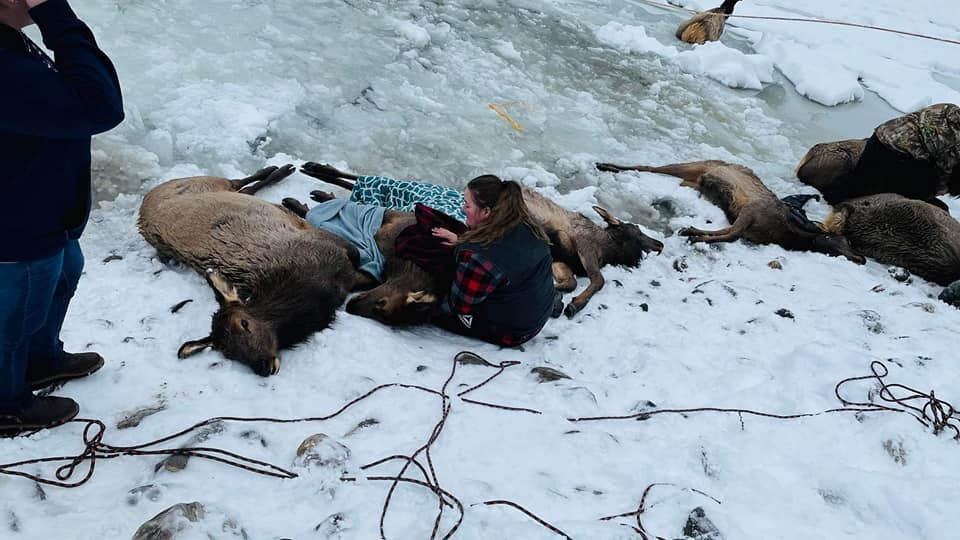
676, 0, 741, 44
520, 188, 663, 317
823, 193, 960, 285
796, 135, 956, 211
340, 209, 444, 325
278, 192, 444, 327
596, 160, 865, 264
138, 165, 357, 376
298, 162, 663, 318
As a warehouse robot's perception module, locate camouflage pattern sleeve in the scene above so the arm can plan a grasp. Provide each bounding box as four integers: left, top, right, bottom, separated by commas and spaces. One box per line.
875, 103, 960, 179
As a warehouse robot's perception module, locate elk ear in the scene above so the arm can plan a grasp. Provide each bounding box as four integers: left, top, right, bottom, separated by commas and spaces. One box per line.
405, 291, 437, 305
178, 336, 213, 358
592, 206, 621, 226
205, 268, 242, 305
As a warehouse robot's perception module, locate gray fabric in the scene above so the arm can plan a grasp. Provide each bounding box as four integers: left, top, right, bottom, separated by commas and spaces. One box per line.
306, 199, 387, 281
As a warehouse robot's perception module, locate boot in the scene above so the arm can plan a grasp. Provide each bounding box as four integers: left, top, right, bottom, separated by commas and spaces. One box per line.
27, 352, 104, 391
0, 395, 79, 437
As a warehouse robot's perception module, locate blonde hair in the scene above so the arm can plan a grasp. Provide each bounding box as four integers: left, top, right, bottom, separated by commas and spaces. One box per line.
457, 175, 548, 246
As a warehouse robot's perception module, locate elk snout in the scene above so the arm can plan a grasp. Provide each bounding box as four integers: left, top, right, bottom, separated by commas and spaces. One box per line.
255, 357, 281, 377
644, 236, 665, 255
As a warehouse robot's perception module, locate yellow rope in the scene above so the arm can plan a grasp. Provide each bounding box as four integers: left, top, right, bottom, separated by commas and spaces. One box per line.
632, 0, 960, 46
488, 101, 530, 132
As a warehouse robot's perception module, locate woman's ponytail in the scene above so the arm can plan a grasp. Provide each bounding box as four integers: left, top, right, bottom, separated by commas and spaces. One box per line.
458, 176, 548, 246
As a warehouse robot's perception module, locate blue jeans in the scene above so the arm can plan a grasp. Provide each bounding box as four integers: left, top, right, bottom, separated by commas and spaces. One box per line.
0, 240, 84, 409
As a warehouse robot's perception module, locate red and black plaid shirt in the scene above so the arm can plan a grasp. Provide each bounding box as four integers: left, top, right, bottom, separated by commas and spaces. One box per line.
441, 248, 546, 347
447, 249, 507, 315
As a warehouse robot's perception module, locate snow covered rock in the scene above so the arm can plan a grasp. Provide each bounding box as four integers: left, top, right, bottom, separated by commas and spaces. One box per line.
680, 506, 725, 540
130, 502, 248, 540
294, 434, 351, 471
938, 280, 960, 308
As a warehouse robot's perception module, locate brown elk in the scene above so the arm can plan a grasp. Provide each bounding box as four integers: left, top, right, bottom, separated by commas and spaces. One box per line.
676, 0, 741, 44
795, 138, 954, 212
794, 138, 867, 204
596, 160, 866, 264
823, 193, 960, 285
138, 165, 358, 376
297, 162, 664, 318
279, 192, 444, 326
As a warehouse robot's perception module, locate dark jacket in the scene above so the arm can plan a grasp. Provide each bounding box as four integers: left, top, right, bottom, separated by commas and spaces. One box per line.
449, 223, 555, 336
0, 0, 124, 261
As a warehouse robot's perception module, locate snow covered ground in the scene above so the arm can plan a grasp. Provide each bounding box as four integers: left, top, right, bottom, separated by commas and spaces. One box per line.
2, 1, 960, 538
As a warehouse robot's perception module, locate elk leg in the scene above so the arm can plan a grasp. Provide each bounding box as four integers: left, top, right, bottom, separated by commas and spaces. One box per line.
597, 161, 723, 188
680, 214, 753, 244
300, 162, 359, 190
351, 271, 379, 291
229, 166, 279, 191
238, 164, 296, 195
310, 190, 337, 203
564, 244, 604, 319
552, 262, 577, 292
281, 197, 309, 218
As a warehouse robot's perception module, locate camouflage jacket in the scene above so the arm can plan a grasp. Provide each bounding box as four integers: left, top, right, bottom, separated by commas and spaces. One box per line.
875, 103, 960, 180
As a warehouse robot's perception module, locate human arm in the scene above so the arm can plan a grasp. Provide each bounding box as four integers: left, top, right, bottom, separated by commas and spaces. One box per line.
444, 249, 508, 315
431, 227, 459, 247
0, 0, 123, 137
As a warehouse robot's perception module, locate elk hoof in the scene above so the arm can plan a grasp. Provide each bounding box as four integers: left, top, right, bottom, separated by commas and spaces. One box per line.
551, 293, 564, 319
281, 197, 309, 217
310, 190, 337, 203
595, 162, 622, 173
563, 303, 581, 319
301, 162, 340, 178
255, 357, 281, 377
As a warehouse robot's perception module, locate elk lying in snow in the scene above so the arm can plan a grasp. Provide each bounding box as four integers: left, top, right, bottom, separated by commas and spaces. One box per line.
138, 165, 357, 376
794, 138, 868, 204
823, 193, 960, 285
297, 162, 664, 318
279, 193, 445, 326
676, 0, 741, 44
596, 160, 866, 264
796, 138, 954, 212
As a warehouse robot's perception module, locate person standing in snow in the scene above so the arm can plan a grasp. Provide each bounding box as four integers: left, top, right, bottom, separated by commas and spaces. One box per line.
797, 103, 960, 205
0, 0, 124, 436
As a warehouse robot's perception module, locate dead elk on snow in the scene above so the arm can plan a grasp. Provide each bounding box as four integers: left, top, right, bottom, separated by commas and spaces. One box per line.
138, 165, 358, 376
596, 160, 866, 264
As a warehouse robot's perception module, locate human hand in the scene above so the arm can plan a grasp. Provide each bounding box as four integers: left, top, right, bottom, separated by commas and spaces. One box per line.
431, 227, 458, 247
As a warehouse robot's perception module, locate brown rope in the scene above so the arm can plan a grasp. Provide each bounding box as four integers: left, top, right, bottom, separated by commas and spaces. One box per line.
631, 0, 960, 46
834, 360, 960, 438
570, 360, 959, 440
599, 483, 721, 540
479, 500, 574, 539
2, 356, 955, 539
0, 382, 443, 488
341, 474, 466, 539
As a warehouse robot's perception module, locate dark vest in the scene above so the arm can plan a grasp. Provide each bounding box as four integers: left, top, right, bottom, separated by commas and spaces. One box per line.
457, 224, 555, 333
0, 3, 123, 261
